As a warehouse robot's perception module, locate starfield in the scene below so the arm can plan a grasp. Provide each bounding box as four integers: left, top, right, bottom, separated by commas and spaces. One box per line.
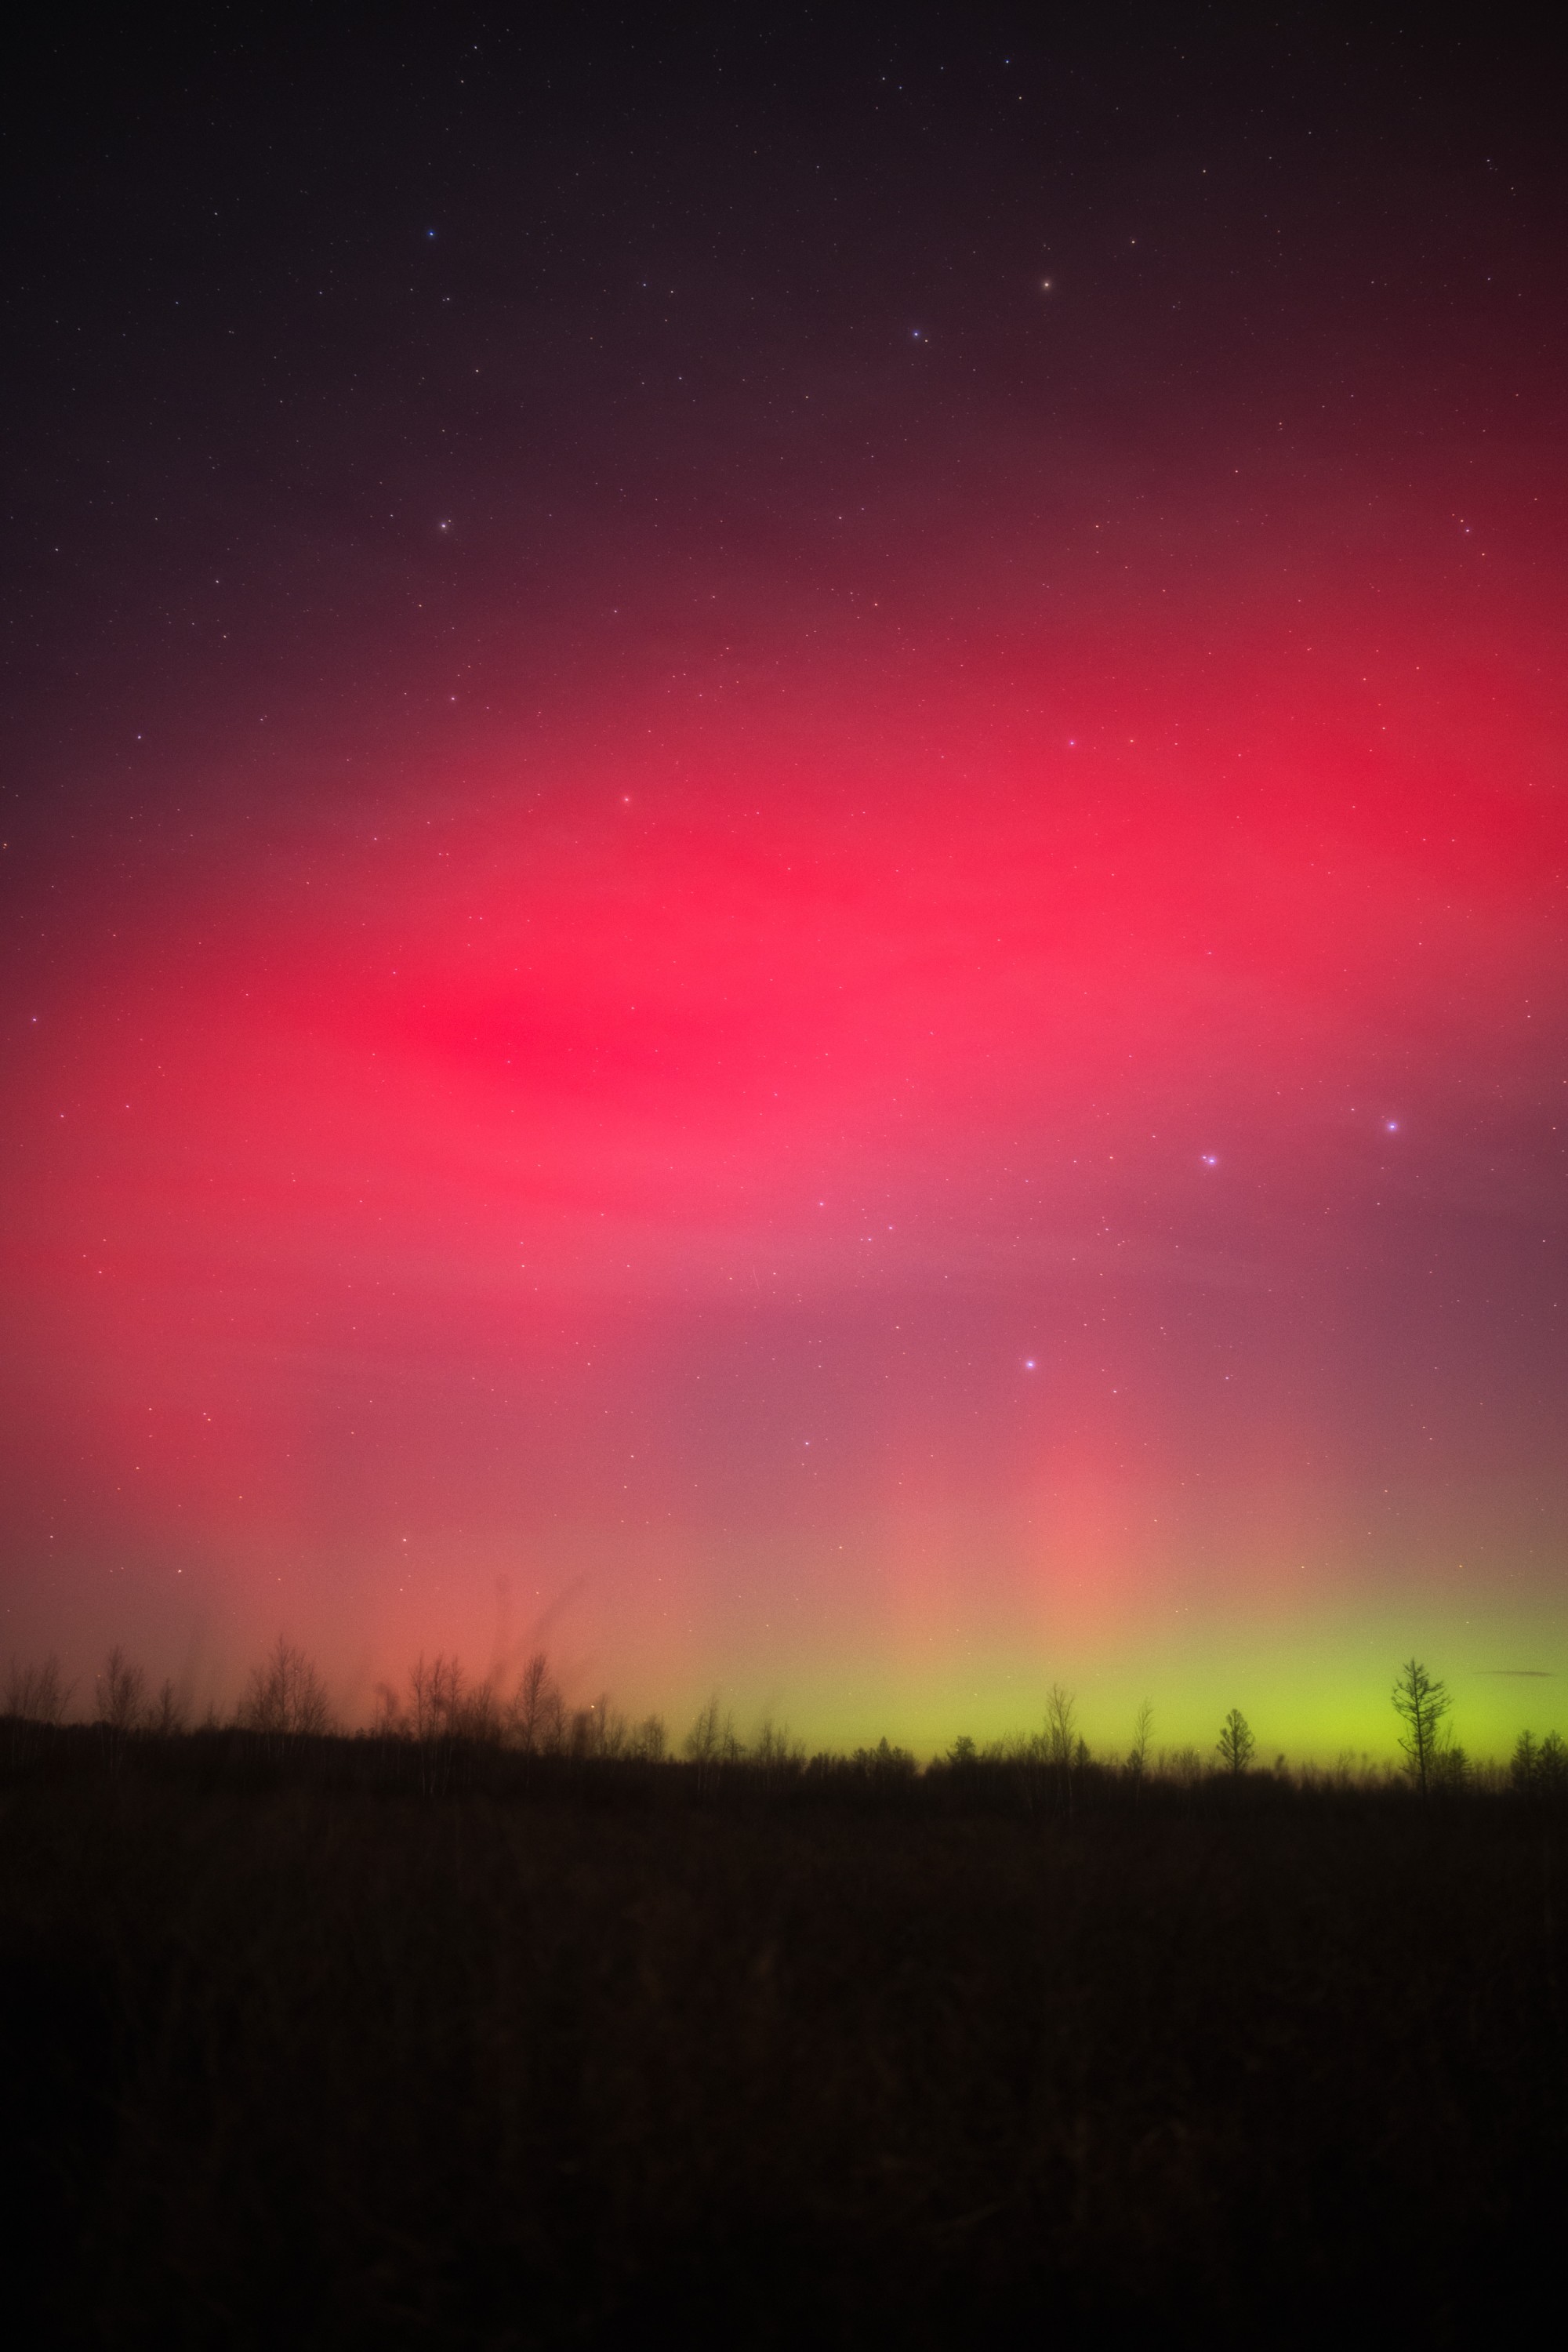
2, 4, 1565, 2341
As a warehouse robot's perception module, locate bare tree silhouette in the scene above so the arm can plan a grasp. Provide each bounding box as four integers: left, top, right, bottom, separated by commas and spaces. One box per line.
4, 1652, 72, 1769
684, 1697, 719, 1763
1392, 1659, 1450, 1798
507, 1651, 567, 1754
4, 1654, 72, 1725
1043, 1684, 1083, 1817
1044, 1683, 1078, 1767
1127, 1700, 1154, 1779
94, 1646, 147, 1775
684, 1695, 740, 1773
457, 1678, 503, 1745
408, 1652, 481, 1740
97, 1646, 147, 1733
571, 1696, 630, 1759
1218, 1708, 1256, 1775
151, 1679, 187, 1737
238, 1639, 332, 1740
407, 1653, 436, 1744
629, 1714, 667, 1762
427, 1655, 465, 1736
370, 1681, 405, 1733
739, 1718, 803, 1791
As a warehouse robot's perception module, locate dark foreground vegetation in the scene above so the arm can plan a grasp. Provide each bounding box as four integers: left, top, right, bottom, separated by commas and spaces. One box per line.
3, 1726, 1565, 2347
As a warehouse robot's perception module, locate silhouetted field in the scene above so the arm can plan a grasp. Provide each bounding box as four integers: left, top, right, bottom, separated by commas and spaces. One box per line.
3, 1729, 1564, 2346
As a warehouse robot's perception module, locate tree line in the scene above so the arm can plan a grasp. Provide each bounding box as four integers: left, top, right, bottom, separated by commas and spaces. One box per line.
3, 1642, 1564, 1792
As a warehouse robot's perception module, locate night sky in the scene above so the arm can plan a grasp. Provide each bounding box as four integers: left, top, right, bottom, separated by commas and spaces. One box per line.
4, 9, 1565, 1752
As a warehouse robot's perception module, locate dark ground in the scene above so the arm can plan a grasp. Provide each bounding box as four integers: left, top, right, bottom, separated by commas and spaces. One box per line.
2, 1730, 1563, 2347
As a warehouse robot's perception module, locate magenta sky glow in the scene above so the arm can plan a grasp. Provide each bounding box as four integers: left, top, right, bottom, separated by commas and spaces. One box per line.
3, 16, 1565, 1751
